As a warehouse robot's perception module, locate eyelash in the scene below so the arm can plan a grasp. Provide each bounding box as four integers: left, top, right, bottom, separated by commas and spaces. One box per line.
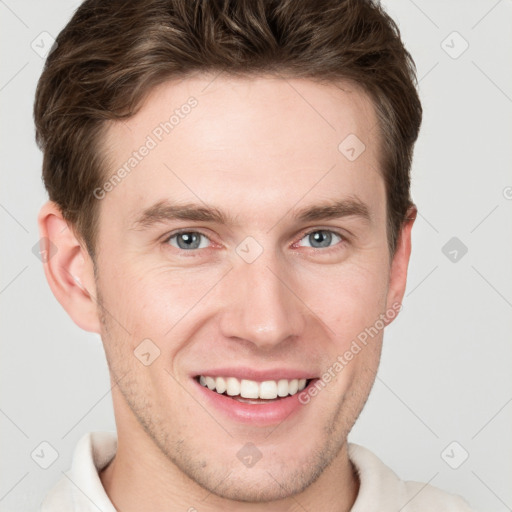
162, 228, 347, 256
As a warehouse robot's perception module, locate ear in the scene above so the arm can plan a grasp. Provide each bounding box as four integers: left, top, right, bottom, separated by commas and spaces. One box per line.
37, 200, 101, 333
385, 205, 417, 324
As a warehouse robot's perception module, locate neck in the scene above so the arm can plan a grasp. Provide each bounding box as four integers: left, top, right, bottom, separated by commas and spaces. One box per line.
100, 425, 359, 512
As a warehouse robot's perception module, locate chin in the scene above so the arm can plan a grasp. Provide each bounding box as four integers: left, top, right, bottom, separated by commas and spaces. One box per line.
162, 437, 337, 504
191, 459, 325, 503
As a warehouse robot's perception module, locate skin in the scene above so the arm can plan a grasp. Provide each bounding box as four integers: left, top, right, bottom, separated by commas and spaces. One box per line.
38, 73, 415, 511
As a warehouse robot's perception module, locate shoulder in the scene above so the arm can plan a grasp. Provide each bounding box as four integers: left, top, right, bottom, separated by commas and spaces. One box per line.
38, 431, 118, 512
39, 475, 71, 512
398, 479, 477, 512
348, 443, 478, 512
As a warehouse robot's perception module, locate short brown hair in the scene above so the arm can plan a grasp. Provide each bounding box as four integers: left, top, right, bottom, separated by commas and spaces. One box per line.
34, 0, 422, 260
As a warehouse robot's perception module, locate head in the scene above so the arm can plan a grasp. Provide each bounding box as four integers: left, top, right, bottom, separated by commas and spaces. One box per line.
35, 0, 421, 503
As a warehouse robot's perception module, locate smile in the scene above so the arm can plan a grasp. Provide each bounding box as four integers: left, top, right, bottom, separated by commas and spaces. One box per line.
197, 375, 309, 401
193, 371, 319, 425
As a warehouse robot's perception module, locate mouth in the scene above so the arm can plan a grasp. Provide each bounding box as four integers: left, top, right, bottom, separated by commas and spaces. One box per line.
195, 375, 311, 403
192, 373, 319, 425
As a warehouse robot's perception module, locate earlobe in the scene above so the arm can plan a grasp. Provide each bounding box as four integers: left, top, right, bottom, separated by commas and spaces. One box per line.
385, 205, 417, 324
37, 201, 101, 333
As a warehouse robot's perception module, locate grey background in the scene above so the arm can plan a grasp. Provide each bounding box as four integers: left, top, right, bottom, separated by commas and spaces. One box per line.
1, 1, 511, 511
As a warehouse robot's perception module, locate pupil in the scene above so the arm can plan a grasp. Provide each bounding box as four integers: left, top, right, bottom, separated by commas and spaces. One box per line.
311, 231, 331, 248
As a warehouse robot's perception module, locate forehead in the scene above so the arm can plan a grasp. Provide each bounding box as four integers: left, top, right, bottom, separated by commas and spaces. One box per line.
114, 73, 379, 157
100, 74, 384, 231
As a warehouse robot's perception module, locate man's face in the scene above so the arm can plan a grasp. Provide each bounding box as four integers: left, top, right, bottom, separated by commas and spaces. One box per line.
93, 74, 400, 500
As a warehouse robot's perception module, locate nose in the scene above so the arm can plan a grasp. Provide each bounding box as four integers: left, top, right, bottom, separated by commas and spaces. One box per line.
219, 246, 306, 350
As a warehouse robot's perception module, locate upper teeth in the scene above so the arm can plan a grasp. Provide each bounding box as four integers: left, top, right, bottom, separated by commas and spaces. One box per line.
199, 376, 308, 399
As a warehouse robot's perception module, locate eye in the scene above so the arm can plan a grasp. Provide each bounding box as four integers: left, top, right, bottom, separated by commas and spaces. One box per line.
162, 228, 345, 254
297, 229, 344, 250
165, 231, 211, 251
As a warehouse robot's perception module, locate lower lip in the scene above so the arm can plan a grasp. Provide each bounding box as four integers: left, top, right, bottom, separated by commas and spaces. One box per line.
192, 378, 318, 426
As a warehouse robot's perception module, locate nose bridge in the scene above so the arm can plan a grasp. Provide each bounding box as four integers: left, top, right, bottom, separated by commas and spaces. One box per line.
220, 241, 305, 347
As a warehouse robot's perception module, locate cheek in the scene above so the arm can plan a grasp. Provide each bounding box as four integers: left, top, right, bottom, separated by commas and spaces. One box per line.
98, 258, 222, 346
302, 258, 389, 339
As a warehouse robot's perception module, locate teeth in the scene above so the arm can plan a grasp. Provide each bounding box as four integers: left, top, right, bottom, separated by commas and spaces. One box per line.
240, 379, 259, 399
277, 379, 289, 397
205, 376, 216, 390
215, 376, 227, 394
198, 375, 309, 399
226, 377, 240, 396
260, 380, 278, 399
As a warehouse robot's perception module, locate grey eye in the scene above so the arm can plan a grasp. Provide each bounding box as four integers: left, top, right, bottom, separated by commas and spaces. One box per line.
299, 230, 342, 249
168, 232, 210, 250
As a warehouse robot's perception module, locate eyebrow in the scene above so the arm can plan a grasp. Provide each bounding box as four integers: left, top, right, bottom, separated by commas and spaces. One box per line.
130, 196, 371, 230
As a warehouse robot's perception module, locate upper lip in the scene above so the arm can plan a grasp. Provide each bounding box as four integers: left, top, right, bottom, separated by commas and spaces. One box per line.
192, 367, 318, 382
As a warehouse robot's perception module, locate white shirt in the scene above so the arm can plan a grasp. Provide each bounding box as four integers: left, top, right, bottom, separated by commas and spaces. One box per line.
39, 431, 476, 511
